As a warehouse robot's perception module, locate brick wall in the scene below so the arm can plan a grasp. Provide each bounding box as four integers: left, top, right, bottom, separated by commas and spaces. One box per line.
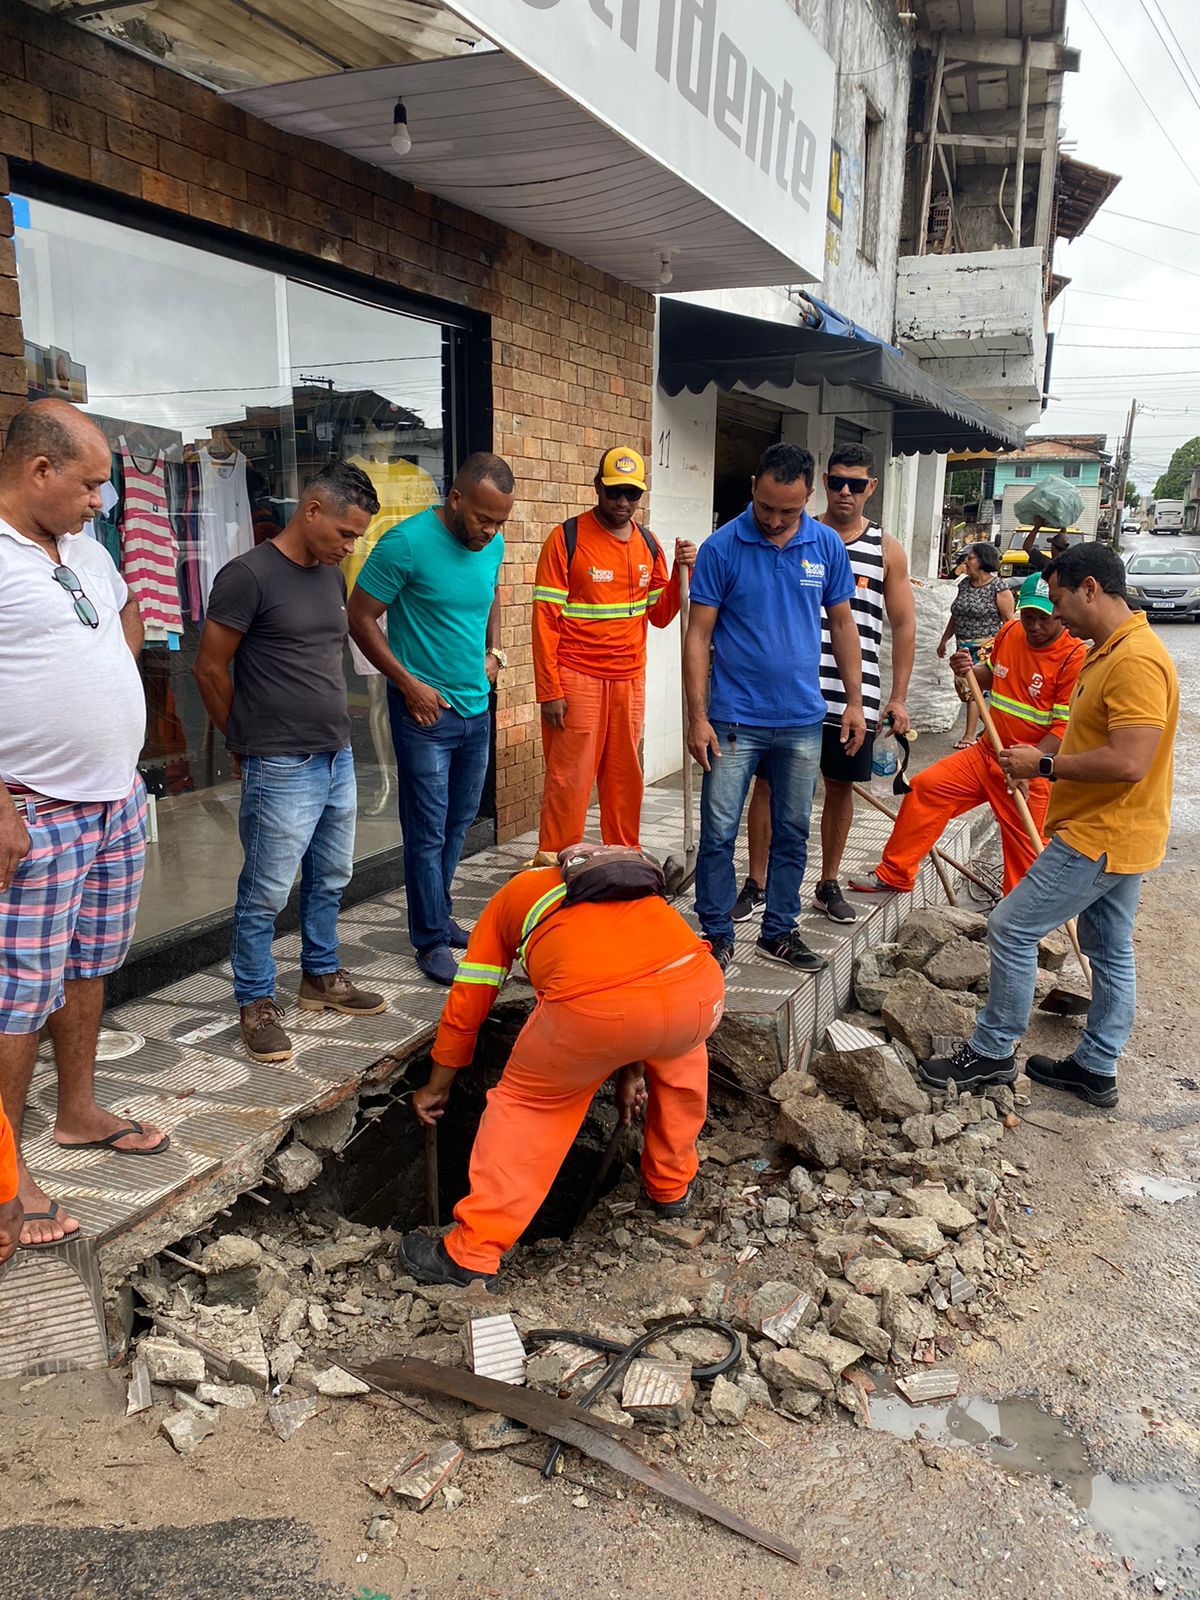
0, 1, 655, 840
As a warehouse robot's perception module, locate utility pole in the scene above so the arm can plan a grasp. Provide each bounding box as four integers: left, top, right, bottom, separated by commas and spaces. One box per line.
1109, 398, 1139, 544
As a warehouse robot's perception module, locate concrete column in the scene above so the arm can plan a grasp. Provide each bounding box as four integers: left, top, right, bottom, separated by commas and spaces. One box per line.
910, 452, 947, 579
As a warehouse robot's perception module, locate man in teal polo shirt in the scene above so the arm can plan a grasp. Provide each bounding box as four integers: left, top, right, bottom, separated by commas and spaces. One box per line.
348, 453, 515, 984
684, 443, 865, 972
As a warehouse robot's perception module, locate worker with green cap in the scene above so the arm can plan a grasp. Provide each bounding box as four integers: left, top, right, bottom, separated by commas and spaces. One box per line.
850, 573, 1087, 897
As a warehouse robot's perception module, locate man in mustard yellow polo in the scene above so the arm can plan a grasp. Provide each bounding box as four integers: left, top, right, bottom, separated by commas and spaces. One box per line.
923, 542, 1178, 1108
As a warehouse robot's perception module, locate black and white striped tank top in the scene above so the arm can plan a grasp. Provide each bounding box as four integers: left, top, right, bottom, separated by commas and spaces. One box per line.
820, 523, 885, 724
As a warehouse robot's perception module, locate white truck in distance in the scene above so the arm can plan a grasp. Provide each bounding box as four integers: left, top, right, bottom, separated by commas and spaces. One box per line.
1152, 500, 1185, 533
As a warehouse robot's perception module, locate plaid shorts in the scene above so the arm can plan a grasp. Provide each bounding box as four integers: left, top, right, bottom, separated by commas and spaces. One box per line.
0, 779, 147, 1034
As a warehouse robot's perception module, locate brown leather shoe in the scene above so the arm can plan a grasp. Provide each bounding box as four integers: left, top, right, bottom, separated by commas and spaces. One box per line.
240, 998, 292, 1062
297, 969, 386, 1017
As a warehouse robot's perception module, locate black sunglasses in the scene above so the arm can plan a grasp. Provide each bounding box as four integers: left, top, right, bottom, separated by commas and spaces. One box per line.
828, 474, 872, 494
52, 564, 99, 628
602, 483, 643, 502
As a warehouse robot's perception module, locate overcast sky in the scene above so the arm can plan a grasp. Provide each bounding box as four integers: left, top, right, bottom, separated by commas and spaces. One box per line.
1049, 0, 1200, 493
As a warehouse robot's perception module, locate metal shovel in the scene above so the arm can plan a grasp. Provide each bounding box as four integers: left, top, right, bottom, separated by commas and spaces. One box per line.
663, 566, 697, 897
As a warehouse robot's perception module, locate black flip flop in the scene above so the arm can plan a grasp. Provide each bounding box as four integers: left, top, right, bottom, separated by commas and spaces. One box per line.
20, 1199, 82, 1249
56, 1118, 170, 1156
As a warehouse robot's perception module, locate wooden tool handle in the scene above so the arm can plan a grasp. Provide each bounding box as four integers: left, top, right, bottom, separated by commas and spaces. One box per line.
678, 564, 693, 851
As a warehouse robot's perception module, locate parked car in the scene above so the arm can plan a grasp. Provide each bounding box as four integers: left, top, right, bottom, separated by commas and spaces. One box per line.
1124, 549, 1200, 621
1122, 518, 1141, 535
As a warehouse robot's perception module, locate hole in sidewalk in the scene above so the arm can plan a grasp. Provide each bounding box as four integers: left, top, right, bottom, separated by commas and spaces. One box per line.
867, 1376, 1200, 1586
326, 1004, 628, 1242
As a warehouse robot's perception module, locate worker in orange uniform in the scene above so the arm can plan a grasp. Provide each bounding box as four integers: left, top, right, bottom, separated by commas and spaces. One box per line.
0, 1098, 21, 1267
849, 574, 1087, 897
533, 447, 696, 856
397, 844, 725, 1288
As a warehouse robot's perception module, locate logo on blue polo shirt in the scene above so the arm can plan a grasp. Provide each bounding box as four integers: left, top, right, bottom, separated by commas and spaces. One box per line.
800, 558, 826, 582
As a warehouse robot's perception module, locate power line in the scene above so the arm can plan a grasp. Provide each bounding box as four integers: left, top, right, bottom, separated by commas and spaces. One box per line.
1144, 0, 1200, 100
1101, 210, 1200, 240
1075, 0, 1200, 192
1076, 231, 1200, 281
1134, 0, 1200, 118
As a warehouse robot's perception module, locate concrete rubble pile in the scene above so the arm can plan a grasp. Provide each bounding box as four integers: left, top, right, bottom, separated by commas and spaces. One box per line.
122, 904, 1067, 1477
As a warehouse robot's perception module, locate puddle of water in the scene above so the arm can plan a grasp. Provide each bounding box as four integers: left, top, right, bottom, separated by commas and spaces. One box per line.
868, 1378, 1200, 1585
1119, 1170, 1200, 1204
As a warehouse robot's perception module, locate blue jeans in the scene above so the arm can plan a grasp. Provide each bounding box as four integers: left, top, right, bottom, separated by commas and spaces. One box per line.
388, 689, 491, 953
972, 835, 1143, 1077
231, 747, 356, 1005
695, 720, 823, 944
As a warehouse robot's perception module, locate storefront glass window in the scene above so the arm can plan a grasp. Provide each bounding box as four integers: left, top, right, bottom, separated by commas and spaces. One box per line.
13, 195, 460, 947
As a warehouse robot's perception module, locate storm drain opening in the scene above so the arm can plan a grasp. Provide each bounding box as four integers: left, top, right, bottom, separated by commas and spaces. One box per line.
323, 1003, 634, 1243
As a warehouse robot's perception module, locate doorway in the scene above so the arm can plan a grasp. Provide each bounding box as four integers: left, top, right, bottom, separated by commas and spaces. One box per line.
712, 394, 784, 528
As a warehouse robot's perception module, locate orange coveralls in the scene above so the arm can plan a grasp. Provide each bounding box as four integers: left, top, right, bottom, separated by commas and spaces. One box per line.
0, 1099, 17, 1207
433, 867, 724, 1275
875, 620, 1087, 895
533, 511, 680, 852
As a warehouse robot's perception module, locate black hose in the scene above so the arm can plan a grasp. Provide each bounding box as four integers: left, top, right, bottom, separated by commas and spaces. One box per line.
525, 1315, 742, 1478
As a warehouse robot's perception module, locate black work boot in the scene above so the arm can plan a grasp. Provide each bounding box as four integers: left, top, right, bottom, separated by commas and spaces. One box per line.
398, 1232, 497, 1291
920, 1040, 1017, 1092
650, 1178, 696, 1220
1025, 1052, 1119, 1108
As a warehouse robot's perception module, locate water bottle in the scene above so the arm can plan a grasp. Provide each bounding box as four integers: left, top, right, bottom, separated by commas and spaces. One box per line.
871, 731, 899, 798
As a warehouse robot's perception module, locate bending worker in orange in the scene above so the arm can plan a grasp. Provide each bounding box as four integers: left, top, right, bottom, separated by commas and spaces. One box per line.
397, 845, 725, 1289
533, 447, 696, 855
850, 574, 1086, 897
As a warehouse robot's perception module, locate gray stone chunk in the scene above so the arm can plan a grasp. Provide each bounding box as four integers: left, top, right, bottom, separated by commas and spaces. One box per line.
1037, 929, 1071, 971
881, 969, 977, 1063
870, 1216, 945, 1261
195, 1381, 258, 1409
844, 1256, 932, 1297
901, 1183, 977, 1234
161, 1409, 215, 1454
459, 1411, 533, 1451
268, 1394, 323, 1441
880, 1288, 938, 1363
199, 1235, 263, 1275
296, 1098, 357, 1154
924, 936, 991, 993
810, 1044, 930, 1122
788, 1328, 866, 1377
852, 944, 899, 1013
709, 1374, 749, 1425
901, 1113, 937, 1151
830, 1295, 892, 1363
272, 1141, 324, 1194
292, 1362, 370, 1397
775, 1095, 866, 1170
758, 1346, 834, 1396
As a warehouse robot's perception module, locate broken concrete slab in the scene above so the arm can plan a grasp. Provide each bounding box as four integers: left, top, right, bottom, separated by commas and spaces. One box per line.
829, 1295, 892, 1363
620, 1359, 696, 1428
844, 1257, 932, 1297
525, 1341, 605, 1396
196, 1381, 258, 1409
295, 1098, 357, 1155
1037, 929, 1071, 972
747, 1282, 818, 1345
308, 1231, 383, 1274
895, 909, 988, 972
880, 1288, 938, 1365
649, 1219, 709, 1251
708, 1374, 749, 1425
901, 1183, 977, 1234
161, 1408, 215, 1455
292, 1362, 370, 1397
870, 1216, 945, 1261
126, 1359, 153, 1416
809, 1044, 930, 1122
390, 1441, 464, 1511
774, 1095, 866, 1170
896, 1370, 961, 1405
139, 1337, 206, 1388
880, 970, 977, 1063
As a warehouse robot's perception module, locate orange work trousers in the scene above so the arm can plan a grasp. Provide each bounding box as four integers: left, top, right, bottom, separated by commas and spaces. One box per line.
538, 664, 646, 852
875, 739, 1051, 897
0, 1102, 17, 1206
443, 949, 725, 1275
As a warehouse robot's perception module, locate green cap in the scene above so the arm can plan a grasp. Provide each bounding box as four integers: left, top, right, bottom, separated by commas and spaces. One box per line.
1018, 573, 1054, 616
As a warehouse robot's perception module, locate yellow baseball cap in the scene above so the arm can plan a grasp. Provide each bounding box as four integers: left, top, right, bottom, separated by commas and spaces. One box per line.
598, 446, 647, 492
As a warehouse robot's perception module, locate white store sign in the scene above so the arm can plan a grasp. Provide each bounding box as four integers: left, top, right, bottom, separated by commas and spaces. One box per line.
444, 0, 837, 280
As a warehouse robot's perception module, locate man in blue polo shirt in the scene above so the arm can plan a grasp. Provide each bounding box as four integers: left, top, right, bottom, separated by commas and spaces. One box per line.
348, 453, 514, 985
684, 443, 864, 972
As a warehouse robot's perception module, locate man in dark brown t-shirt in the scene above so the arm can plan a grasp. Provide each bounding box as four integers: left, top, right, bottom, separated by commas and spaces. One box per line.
194, 460, 387, 1063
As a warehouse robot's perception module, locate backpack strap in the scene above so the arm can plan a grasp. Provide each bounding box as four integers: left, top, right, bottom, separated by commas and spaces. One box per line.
634, 522, 662, 568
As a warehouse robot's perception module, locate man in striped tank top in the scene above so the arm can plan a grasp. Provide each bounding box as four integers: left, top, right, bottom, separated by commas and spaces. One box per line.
733, 445, 915, 926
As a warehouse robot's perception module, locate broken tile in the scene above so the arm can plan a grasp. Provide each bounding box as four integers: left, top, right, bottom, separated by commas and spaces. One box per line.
126, 1359, 153, 1417
460, 1313, 526, 1385
268, 1394, 324, 1441
747, 1281, 816, 1345
620, 1359, 695, 1428
161, 1409, 215, 1455
390, 1441, 464, 1511
895, 1370, 961, 1405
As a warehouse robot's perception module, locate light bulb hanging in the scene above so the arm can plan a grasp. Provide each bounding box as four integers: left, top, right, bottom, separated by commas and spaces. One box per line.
391, 99, 412, 157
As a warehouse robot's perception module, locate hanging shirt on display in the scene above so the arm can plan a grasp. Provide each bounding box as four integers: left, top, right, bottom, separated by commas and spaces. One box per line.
196, 445, 253, 608
119, 440, 184, 641
342, 454, 439, 676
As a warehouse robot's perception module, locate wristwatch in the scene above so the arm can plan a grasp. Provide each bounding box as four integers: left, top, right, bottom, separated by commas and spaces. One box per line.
1037, 754, 1056, 781
487, 646, 508, 668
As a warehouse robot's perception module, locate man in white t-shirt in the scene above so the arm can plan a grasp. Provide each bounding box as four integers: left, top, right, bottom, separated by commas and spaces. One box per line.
0, 400, 166, 1248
